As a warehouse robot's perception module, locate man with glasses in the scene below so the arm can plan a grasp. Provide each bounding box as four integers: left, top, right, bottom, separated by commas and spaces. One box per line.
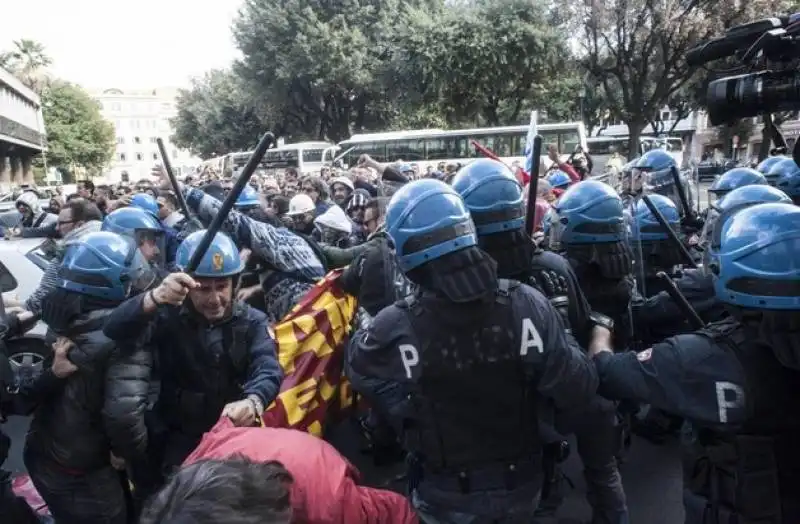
21, 199, 104, 319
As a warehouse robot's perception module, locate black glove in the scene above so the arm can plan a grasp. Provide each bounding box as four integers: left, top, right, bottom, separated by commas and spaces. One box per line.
531, 270, 569, 299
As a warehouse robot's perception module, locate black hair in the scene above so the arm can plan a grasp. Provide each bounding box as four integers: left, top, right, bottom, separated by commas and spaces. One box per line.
139, 457, 293, 524
66, 198, 103, 223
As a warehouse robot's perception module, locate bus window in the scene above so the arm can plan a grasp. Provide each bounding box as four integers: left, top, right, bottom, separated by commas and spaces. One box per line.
425, 138, 452, 160
515, 134, 527, 157
354, 141, 387, 163
560, 130, 581, 153
387, 139, 425, 162
494, 134, 513, 157
302, 149, 324, 163
454, 137, 472, 158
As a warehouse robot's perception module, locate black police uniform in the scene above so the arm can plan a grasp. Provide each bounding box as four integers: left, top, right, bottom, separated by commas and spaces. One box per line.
593, 317, 800, 523
633, 268, 726, 345
350, 280, 598, 520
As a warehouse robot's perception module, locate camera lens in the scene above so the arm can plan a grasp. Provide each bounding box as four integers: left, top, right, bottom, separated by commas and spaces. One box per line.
706, 70, 800, 126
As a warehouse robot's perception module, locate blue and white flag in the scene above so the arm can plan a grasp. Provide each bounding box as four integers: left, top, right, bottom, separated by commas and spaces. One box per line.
523, 110, 539, 175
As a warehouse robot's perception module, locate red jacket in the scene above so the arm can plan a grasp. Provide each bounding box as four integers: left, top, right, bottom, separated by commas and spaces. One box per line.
184, 419, 419, 524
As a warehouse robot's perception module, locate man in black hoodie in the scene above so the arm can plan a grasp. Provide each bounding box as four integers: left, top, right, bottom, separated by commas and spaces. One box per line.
24, 231, 154, 524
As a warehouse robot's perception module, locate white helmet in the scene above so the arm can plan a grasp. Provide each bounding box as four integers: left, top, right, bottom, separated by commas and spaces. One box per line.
286, 193, 315, 216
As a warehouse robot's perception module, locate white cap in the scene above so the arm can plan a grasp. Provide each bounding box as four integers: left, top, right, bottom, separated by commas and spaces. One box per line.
286, 193, 316, 216
314, 205, 352, 234
329, 176, 354, 192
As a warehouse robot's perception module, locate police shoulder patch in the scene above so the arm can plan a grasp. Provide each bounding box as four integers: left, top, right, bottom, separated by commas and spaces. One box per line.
637, 348, 653, 361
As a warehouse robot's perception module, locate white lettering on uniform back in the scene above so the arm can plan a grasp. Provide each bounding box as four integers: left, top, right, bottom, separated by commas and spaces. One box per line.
399, 344, 419, 379
520, 317, 544, 356
715, 381, 745, 423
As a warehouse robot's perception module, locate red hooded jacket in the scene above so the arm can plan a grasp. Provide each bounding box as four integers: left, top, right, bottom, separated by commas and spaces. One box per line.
184, 419, 418, 524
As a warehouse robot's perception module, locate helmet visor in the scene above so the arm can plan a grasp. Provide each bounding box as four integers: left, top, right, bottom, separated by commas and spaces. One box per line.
548, 213, 567, 251
134, 229, 166, 268
124, 248, 158, 297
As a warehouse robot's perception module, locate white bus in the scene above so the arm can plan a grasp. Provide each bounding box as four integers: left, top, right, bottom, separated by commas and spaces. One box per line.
587, 135, 685, 172
200, 141, 338, 178
337, 123, 588, 172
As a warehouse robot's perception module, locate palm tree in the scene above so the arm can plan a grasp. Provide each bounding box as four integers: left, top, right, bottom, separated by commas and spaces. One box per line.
0, 39, 52, 91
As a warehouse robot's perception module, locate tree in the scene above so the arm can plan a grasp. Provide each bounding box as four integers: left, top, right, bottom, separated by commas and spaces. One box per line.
0, 39, 52, 92
41, 81, 115, 175
233, 0, 433, 141
393, 0, 575, 127
171, 69, 267, 158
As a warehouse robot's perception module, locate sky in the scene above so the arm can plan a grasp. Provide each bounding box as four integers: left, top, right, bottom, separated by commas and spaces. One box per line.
2, 0, 244, 90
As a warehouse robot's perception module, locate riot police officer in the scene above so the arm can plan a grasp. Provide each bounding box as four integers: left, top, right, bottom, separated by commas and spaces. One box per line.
25, 231, 155, 524
588, 202, 800, 524
349, 179, 600, 522
633, 150, 695, 218
129, 193, 181, 265
764, 157, 796, 186
548, 180, 635, 351
629, 193, 684, 298
547, 170, 571, 192
636, 183, 793, 343
102, 230, 283, 499
765, 157, 800, 204
102, 207, 168, 270
707, 167, 767, 207
451, 159, 629, 524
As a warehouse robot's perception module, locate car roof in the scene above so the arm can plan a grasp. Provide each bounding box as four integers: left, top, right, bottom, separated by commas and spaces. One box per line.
0, 238, 46, 254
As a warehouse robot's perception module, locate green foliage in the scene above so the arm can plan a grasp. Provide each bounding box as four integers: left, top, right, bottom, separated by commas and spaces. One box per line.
0, 38, 52, 91
171, 69, 266, 159
41, 81, 115, 173
393, 0, 575, 126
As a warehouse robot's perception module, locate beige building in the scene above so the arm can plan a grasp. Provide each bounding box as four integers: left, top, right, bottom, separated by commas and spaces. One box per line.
0, 66, 45, 190
90, 87, 200, 183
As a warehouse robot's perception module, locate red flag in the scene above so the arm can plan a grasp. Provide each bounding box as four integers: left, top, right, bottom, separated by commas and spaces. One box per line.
260, 270, 358, 436
470, 139, 531, 185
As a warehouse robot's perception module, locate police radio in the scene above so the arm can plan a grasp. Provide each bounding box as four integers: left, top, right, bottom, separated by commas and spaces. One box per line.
687, 14, 800, 126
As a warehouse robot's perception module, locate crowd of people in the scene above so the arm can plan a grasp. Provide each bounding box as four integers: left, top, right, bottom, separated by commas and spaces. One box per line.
1, 142, 800, 524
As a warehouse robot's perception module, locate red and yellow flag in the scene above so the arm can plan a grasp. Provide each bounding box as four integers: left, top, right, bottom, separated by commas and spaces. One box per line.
260, 270, 358, 436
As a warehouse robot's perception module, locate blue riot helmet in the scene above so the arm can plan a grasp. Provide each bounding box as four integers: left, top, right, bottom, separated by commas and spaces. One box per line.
713, 202, 800, 312
756, 155, 788, 175
635, 150, 677, 191
175, 230, 244, 278
702, 185, 792, 265
708, 167, 767, 206
770, 158, 800, 202
547, 170, 571, 190
59, 231, 156, 301
451, 159, 524, 235
548, 180, 626, 251
102, 207, 166, 267
235, 185, 261, 210
385, 179, 477, 272
629, 194, 680, 242
130, 193, 160, 218
765, 157, 800, 187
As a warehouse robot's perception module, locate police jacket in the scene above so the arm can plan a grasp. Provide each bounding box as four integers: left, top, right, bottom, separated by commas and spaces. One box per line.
634, 268, 726, 343
103, 295, 282, 437
26, 309, 152, 473
350, 281, 597, 486
592, 318, 800, 523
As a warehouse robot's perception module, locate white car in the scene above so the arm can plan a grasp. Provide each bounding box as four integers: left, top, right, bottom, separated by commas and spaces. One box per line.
1, 238, 54, 398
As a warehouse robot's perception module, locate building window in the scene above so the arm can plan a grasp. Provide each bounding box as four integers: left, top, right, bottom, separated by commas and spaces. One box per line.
152, 153, 159, 161
661, 111, 671, 121
116, 137, 125, 144
134, 136, 141, 145
172, 150, 178, 159
149, 137, 158, 144
119, 153, 127, 162
136, 153, 143, 161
